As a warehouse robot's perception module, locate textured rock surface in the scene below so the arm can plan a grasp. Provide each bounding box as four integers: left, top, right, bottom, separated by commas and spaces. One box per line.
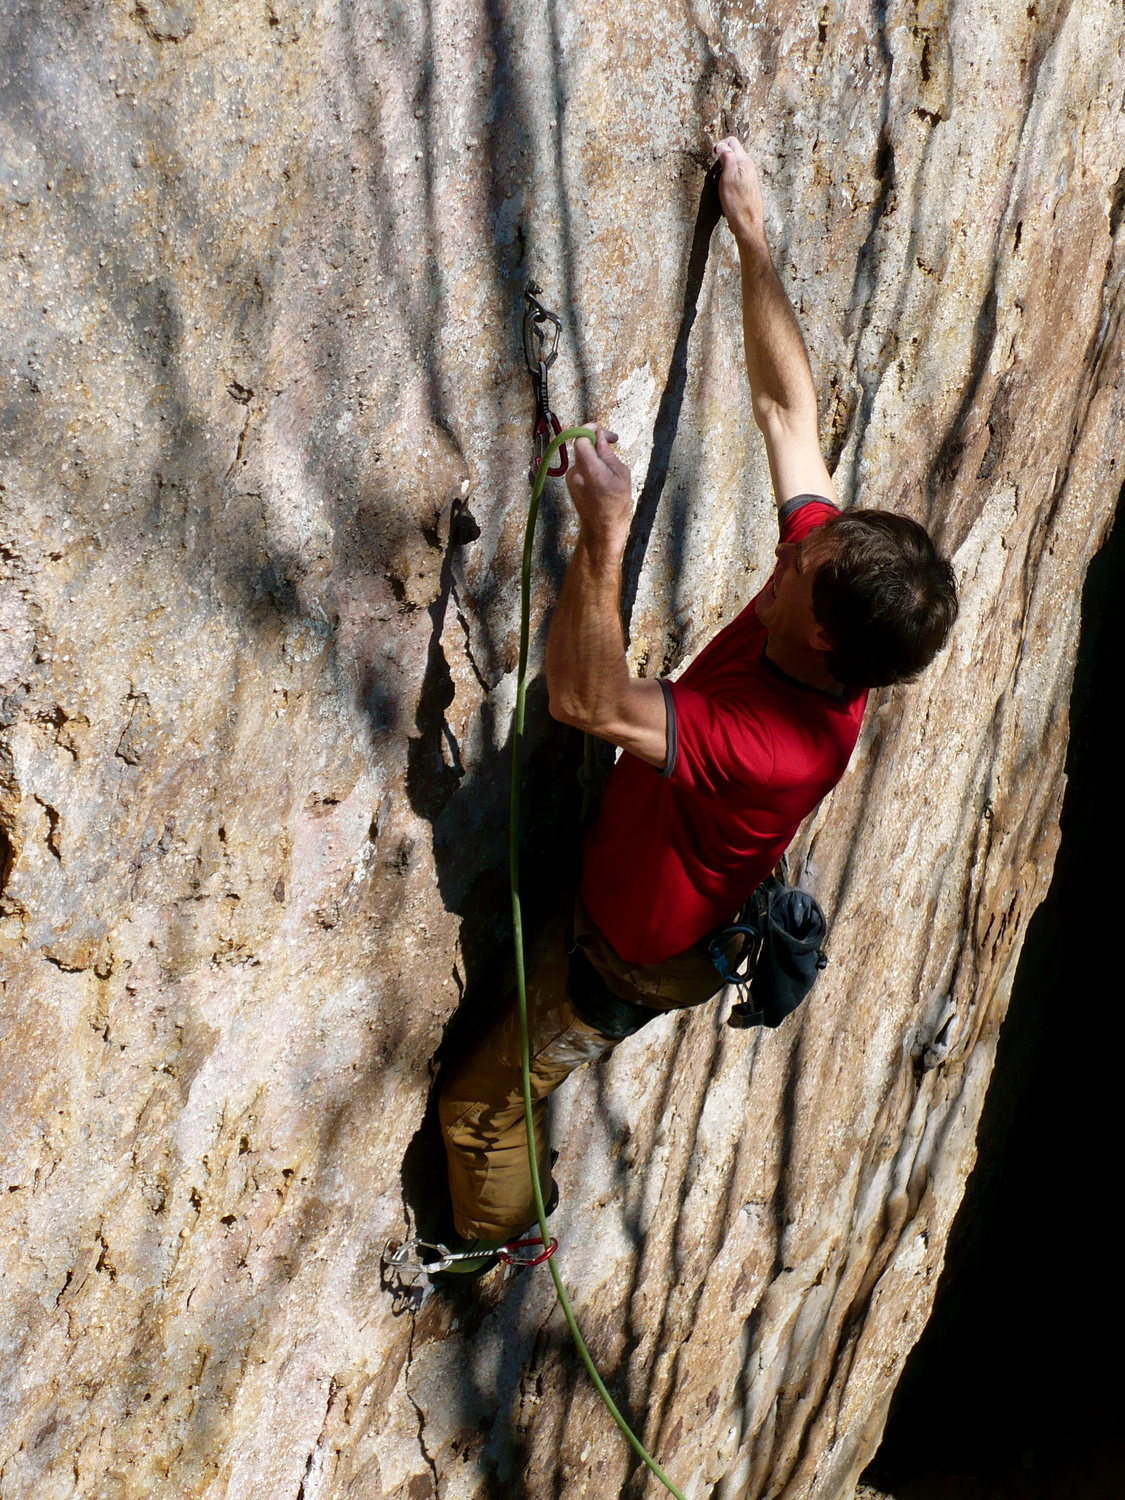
1, 1, 1122, 1497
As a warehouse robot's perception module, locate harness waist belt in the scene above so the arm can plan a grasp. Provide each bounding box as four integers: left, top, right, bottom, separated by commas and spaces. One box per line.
567, 944, 661, 1040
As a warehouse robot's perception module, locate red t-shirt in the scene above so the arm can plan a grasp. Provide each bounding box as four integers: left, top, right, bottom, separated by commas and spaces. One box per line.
580, 498, 867, 964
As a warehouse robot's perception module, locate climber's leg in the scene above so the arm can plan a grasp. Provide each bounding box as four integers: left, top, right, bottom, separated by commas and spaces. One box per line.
439, 897, 737, 1244
439, 922, 618, 1242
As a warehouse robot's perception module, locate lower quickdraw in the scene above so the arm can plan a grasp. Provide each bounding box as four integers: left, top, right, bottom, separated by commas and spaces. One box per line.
382, 1233, 558, 1279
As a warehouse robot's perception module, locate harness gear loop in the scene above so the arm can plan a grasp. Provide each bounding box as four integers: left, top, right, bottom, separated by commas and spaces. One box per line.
708, 923, 762, 988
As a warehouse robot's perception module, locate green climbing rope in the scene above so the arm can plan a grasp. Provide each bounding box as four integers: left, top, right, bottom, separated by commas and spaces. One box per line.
510, 425, 688, 1500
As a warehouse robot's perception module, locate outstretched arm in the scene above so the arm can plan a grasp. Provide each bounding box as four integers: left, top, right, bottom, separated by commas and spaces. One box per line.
545, 428, 667, 768
715, 136, 838, 508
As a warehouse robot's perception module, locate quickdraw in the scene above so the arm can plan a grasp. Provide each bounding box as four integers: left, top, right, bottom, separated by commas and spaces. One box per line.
523, 283, 569, 482
382, 1233, 558, 1280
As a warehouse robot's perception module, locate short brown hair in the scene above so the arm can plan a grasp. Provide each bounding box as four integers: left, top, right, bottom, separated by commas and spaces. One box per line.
812, 510, 958, 688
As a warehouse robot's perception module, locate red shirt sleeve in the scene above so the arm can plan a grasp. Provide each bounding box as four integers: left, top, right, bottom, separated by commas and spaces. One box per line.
778, 495, 840, 543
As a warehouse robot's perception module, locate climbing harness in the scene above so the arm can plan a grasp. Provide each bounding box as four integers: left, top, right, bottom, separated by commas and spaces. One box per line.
523, 283, 569, 483
383, 1231, 557, 1281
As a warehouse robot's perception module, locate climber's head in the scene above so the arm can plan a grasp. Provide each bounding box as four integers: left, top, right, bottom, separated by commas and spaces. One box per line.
809, 510, 959, 689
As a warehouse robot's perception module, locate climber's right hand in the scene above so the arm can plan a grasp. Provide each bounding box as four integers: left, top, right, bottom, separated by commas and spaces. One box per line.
565, 426, 632, 545
714, 136, 766, 243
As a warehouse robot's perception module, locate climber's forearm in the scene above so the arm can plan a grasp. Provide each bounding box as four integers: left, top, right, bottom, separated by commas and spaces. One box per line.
734, 231, 838, 506
735, 232, 819, 428
547, 531, 631, 726
546, 534, 666, 768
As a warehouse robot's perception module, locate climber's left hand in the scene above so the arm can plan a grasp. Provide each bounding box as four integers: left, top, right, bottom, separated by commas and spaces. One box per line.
715, 136, 765, 244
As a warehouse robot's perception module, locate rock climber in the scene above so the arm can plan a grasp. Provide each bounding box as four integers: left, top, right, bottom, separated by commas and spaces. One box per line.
437, 135, 959, 1271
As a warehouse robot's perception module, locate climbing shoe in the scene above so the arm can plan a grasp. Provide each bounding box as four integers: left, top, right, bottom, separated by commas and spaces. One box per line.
432, 1235, 509, 1278
432, 1179, 560, 1280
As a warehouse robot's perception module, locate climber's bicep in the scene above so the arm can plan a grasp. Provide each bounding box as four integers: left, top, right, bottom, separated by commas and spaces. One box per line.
564, 677, 668, 771
757, 405, 839, 509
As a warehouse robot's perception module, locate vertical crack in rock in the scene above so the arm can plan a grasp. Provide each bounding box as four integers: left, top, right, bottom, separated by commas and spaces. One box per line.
31, 794, 62, 860
541, 0, 592, 422
452, 588, 491, 695
624, 167, 723, 632
405, 496, 477, 830
0, 814, 18, 901
224, 382, 256, 481
403, 1315, 440, 1496
295, 1376, 339, 1500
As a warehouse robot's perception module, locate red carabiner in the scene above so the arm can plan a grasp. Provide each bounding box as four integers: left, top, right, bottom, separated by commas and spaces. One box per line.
499, 1234, 559, 1268
533, 411, 568, 479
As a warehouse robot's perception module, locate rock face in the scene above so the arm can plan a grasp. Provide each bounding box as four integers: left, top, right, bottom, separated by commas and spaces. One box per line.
1, 2, 1122, 1497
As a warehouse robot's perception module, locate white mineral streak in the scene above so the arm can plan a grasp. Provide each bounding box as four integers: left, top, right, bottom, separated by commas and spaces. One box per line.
1, 0, 1122, 1496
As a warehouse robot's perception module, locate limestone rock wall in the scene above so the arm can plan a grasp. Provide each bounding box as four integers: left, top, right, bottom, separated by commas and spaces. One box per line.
1, 1, 1122, 1497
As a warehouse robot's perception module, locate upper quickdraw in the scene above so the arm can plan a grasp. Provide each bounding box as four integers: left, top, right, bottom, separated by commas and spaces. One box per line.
523, 283, 569, 482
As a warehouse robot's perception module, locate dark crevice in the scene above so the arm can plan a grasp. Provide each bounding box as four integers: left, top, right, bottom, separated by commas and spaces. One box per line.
834, 6, 895, 481
0, 821, 14, 899
1110, 166, 1125, 240
864, 483, 1125, 1499
621, 163, 723, 634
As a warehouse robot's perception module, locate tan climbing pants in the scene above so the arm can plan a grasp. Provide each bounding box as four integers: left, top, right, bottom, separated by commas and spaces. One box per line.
439, 897, 734, 1241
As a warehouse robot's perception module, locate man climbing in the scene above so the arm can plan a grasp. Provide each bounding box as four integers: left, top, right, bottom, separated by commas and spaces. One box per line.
437, 136, 958, 1271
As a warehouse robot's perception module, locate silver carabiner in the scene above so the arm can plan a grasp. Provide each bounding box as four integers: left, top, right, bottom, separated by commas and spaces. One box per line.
523, 283, 562, 375
383, 1239, 470, 1277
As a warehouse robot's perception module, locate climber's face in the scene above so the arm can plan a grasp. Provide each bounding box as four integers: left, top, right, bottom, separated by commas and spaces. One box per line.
756, 532, 833, 655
